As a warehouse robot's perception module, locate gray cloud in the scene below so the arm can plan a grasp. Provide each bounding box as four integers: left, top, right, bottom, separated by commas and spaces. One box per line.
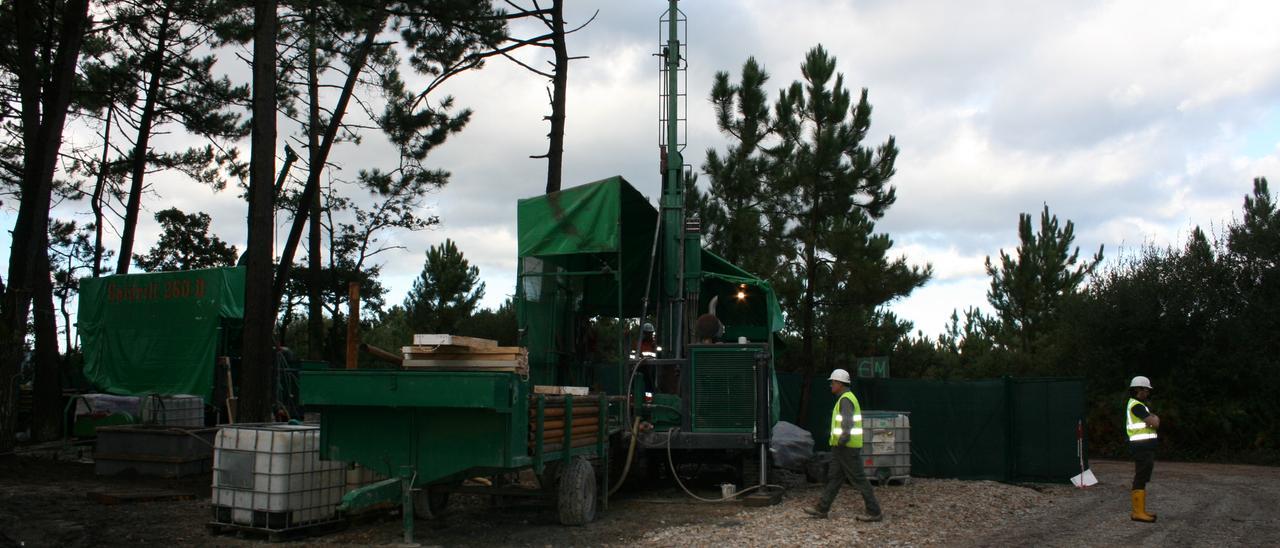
8, 0, 1280, 341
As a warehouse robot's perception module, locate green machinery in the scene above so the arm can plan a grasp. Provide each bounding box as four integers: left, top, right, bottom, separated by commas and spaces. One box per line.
299, 1, 782, 542
516, 0, 783, 491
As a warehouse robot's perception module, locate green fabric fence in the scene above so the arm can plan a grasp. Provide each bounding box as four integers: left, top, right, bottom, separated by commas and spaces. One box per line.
777, 373, 1087, 483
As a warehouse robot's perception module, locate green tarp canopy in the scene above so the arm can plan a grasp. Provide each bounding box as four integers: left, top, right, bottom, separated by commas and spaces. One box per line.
699, 250, 785, 337
79, 267, 245, 401
517, 175, 659, 318
516, 175, 782, 333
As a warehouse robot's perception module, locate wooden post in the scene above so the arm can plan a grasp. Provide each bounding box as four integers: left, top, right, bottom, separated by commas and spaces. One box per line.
346, 281, 360, 369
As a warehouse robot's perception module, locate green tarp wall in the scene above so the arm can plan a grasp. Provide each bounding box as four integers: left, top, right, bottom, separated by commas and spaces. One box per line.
79, 267, 245, 401
777, 374, 1086, 482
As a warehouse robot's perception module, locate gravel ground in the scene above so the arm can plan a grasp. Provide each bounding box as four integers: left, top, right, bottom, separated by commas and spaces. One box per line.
632, 475, 1058, 547
3, 454, 1277, 546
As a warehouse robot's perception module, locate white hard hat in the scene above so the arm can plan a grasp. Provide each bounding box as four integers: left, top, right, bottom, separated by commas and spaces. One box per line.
642, 322, 655, 333
828, 369, 851, 384
1130, 376, 1152, 389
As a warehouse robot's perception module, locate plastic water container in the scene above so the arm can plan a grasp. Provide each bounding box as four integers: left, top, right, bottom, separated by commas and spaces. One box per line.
345, 463, 386, 493
211, 424, 345, 530
862, 411, 911, 484
139, 394, 204, 427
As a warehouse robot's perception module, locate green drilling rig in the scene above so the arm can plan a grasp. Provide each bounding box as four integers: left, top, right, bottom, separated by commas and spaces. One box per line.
299, 1, 782, 543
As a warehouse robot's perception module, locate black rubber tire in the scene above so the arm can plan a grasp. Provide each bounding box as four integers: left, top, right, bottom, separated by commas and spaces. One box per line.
556, 457, 597, 526
412, 487, 451, 519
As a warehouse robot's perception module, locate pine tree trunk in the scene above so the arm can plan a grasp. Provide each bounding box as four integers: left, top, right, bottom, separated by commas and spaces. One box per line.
544, 0, 567, 194
797, 192, 819, 427
306, 13, 324, 360
0, 0, 91, 454
32, 249, 62, 442
116, 8, 172, 275
240, 0, 279, 423
91, 106, 113, 278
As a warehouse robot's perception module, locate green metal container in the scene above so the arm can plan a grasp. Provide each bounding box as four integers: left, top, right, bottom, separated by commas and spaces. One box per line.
688, 345, 758, 432
302, 370, 533, 485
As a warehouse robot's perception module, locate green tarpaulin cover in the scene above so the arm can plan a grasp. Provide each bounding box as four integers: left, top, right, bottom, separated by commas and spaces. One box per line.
79, 267, 245, 400
516, 175, 782, 331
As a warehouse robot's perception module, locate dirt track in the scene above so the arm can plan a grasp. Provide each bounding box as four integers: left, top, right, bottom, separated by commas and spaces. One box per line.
1, 456, 1278, 546
968, 459, 1280, 547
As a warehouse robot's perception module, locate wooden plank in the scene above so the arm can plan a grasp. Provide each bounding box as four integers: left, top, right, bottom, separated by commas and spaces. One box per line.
402, 345, 525, 354
411, 334, 498, 348
401, 344, 482, 354
402, 352, 524, 362
402, 359, 524, 369
535, 416, 601, 430
527, 406, 600, 418
532, 385, 589, 396
533, 425, 600, 440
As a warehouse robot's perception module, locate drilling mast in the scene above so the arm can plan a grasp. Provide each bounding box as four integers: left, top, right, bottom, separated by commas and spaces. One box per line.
658, 0, 689, 358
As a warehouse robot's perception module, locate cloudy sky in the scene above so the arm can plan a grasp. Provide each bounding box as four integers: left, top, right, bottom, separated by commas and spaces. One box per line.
5, 0, 1280, 339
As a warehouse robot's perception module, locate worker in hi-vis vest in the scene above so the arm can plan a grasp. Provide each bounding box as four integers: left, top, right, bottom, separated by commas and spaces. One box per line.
1126, 375, 1160, 523
804, 369, 883, 522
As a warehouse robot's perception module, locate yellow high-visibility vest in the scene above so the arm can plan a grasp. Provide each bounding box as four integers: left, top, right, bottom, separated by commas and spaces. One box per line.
829, 391, 864, 448
1126, 398, 1158, 442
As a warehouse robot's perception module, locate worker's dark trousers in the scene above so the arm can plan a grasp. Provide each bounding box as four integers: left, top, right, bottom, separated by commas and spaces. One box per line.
1130, 443, 1155, 490
818, 445, 881, 516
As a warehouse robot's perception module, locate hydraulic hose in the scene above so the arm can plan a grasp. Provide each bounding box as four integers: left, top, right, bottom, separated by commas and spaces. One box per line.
665, 428, 784, 503
608, 417, 642, 496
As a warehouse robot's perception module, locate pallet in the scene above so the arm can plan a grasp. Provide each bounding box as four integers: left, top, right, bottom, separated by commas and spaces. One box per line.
870, 476, 911, 486
207, 519, 347, 543
88, 488, 196, 505
401, 344, 529, 376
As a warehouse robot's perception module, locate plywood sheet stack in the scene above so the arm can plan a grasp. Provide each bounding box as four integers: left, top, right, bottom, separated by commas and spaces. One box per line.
401, 334, 528, 376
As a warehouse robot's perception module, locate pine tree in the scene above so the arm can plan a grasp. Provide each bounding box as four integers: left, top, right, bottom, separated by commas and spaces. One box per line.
404, 239, 485, 335
816, 210, 930, 367
703, 46, 915, 421
775, 47, 902, 376
134, 208, 238, 272
249, 0, 505, 355
106, 0, 250, 275
697, 57, 791, 280
985, 205, 1102, 353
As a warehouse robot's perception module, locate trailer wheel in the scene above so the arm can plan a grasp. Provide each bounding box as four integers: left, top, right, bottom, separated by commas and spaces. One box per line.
557, 457, 597, 526
412, 487, 451, 519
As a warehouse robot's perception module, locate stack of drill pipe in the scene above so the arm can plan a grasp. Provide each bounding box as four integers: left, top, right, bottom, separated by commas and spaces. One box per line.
528, 396, 603, 453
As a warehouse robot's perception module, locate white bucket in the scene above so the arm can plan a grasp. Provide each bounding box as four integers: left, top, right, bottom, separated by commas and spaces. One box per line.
720, 483, 736, 498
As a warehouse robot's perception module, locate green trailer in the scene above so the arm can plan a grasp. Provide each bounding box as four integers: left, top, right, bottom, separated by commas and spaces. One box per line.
300, 366, 617, 543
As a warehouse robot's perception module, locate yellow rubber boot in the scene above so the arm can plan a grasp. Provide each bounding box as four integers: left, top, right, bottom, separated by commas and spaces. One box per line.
1131, 489, 1157, 522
